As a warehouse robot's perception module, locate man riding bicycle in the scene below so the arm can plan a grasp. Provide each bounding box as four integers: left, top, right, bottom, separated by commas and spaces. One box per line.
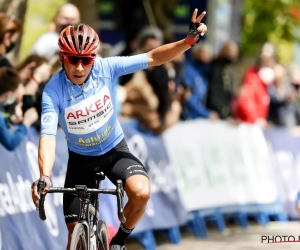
31, 9, 207, 250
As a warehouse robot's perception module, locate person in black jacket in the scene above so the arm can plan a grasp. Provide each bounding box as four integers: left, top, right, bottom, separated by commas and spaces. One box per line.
206, 40, 239, 119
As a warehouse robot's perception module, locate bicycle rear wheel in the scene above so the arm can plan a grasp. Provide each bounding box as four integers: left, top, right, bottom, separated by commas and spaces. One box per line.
97, 220, 109, 250
70, 223, 88, 250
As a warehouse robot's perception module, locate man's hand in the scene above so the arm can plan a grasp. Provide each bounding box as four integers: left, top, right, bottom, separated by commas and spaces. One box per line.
31, 175, 52, 207
33, 62, 52, 84
18, 61, 36, 82
23, 107, 39, 128
185, 9, 207, 47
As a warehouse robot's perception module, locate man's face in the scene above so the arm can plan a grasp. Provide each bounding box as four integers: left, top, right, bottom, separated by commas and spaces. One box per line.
197, 47, 212, 64
0, 90, 16, 105
62, 54, 94, 85
55, 7, 80, 33
140, 38, 161, 53
222, 42, 239, 63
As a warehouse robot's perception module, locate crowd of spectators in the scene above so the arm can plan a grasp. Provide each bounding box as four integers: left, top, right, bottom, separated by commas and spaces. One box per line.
0, 4, 76, 150
117, 27, 300, 134
1, 3, 300, 151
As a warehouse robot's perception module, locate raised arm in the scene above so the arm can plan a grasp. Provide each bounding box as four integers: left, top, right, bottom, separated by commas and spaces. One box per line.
147, 9, 207, 67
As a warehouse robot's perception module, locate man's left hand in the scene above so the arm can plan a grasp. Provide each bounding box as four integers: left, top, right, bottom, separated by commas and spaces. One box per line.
185, 9, 207, 46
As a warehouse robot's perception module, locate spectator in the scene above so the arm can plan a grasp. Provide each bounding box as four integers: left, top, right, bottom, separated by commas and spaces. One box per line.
119, 26, 164, 86
15, 54, 53, 96
183, 42, 218, 120
0, 67, 38, 151
268, 64, 300, 127
233, 58, 274, 127
145, 65, 180, 133
0, 13, 41, 83
135, 26, 164, 54
0, 13, 22, 68
31, 3, 80, 60
289, 65, 300, 102
121, 65, 180, 134
174, 81, 192, 121
206, 40, 239, 119
16, 54, 53, 130
260, 42, 277, 69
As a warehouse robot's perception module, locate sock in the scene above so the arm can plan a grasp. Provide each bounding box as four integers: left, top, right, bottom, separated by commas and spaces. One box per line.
110, 223, 134, 246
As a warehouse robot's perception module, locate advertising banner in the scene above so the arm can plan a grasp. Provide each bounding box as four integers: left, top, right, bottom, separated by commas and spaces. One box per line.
264, 128, 300, 219
163, 120, 278, 212
0, 121, 188, 249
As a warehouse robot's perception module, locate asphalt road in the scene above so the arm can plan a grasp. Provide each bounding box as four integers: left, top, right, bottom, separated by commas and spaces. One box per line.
126, 221, 300, 250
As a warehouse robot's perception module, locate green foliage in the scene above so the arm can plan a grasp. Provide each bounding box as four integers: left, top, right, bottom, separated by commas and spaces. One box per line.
20, 0, 67, 60
99, 1, 115, 14
174, 3, 190, 19
240, 0, 300, 58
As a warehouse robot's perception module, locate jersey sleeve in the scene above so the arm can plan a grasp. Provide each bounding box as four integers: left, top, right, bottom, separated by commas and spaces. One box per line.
106, 53, 149, 79
40, 86, 60, 137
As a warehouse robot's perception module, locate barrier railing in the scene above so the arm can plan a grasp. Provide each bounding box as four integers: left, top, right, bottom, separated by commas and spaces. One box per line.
0, 119, 295, 250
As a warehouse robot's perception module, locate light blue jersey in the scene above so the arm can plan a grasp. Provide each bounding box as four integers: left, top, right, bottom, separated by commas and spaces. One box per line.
40, 54, 148, 156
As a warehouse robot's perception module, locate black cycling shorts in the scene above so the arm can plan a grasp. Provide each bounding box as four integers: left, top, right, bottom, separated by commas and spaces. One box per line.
63, 138, 148, 224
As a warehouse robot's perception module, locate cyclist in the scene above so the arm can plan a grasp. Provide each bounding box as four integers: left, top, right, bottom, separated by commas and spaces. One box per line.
31, 8, 207, 250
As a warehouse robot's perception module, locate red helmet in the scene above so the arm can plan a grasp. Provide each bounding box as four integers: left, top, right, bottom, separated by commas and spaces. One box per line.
58, 24, 100, 55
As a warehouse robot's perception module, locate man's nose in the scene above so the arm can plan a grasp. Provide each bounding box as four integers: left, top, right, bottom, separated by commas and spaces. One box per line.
76, 61, 84, 71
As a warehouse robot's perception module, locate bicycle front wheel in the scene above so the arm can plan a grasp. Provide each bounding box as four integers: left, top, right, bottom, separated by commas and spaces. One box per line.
70, 223, 88, 250
97, 220, 109, 250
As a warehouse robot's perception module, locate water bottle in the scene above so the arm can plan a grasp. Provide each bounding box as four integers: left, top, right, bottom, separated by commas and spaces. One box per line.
90, 225, 97, 250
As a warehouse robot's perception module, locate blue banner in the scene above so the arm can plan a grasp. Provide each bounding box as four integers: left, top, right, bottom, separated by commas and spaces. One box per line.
264, 128, 300, 219
121, 120, 189, 233
0, 121, 188, 249
0, 128, 68, 250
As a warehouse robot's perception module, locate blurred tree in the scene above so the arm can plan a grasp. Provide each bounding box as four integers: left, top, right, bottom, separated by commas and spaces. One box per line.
0, 0, 27, 64
69, 0, 99, 30
20, 0, 66, 61
149, 0, 179, 35
241, 0, 300, 62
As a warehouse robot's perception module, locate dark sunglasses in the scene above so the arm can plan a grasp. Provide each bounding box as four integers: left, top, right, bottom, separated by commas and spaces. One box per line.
63, 54, 95, 66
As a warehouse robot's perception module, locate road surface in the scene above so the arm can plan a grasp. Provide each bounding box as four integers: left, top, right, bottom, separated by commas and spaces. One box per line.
126, 221, 300, 250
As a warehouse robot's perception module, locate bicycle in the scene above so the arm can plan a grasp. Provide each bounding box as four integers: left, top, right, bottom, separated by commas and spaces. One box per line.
36, 171, 126, 250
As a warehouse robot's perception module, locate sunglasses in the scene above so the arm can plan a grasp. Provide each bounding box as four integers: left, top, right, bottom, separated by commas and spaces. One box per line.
63, 54, 95, 66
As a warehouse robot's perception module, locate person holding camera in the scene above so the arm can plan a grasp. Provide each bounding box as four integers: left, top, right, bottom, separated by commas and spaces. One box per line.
0, 67, 38, 151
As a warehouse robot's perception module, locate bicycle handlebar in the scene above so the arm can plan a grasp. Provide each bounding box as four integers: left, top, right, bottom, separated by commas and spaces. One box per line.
37, 178, 47, 220
37, 178, 126, 223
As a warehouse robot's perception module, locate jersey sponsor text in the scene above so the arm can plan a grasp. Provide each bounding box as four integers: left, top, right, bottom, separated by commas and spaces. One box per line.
64, 86, 114, 134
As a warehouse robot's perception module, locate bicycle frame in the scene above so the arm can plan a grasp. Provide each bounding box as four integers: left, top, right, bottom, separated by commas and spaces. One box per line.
75, 185, 96, 250
37, 173, 126, 250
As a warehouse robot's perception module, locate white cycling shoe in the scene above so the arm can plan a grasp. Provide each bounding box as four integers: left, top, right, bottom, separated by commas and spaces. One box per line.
110, 245, 126, 250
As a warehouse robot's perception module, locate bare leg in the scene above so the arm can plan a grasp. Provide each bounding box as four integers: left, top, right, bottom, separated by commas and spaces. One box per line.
123, 175, 151, 229
66, 222, 77, 250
